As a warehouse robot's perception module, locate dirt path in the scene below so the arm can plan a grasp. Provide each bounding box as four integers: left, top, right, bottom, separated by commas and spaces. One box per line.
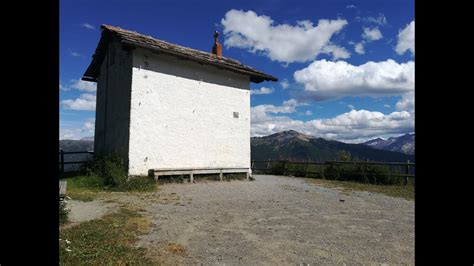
68, 175, 414, 264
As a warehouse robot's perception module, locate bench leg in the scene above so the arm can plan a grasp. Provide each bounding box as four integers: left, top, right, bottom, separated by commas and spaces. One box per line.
190, 173, 194, 183
220, 170, 223, 181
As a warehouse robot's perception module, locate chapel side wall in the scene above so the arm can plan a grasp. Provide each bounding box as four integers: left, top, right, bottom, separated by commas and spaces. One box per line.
128, 49, 250, 176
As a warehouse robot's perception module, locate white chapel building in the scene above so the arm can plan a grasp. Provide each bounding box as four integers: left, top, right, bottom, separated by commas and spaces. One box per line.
82, 25, 277, 177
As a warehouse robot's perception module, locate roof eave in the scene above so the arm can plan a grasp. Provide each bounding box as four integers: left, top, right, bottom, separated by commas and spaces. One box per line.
120, 39, 277, 83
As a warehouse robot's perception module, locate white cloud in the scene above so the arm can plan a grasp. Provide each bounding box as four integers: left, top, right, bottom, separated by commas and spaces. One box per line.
221, 9, 348, 63
81, 23, 96, 30
354, 42, 365, 54
396, 91, 414, 112
70, 79, 96, 92
362, 27, 383, 41
251, 100, 414, 142
384, 104, 391, 108
346, 4, 356, 9
347, 104, 355, 110
396, 21, 414, 55
280, 79, 289, 89
293, 59, 414, 101
356, 14, 387, 26
302, 110, 313, 116
61, 94, 96, 111
250, 87, 274, 95
252, 99, 301, 117
83, 118, 95, 131
60, 83, 70, 91
321, 44, 351, 60
60, 118, 95, 140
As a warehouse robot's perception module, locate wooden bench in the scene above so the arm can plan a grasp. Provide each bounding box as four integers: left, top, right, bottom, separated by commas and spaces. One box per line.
149, 167, 251, 183
59, 180, 67, 201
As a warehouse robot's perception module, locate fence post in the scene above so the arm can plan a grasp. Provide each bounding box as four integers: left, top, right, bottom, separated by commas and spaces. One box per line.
60, 149, 65, 174
266, 160, 271, 175
283, 160, 288, 176
405, 160, 410, 186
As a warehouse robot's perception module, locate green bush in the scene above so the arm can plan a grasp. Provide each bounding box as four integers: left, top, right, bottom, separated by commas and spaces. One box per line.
59, 200, 69, 225
82, 153, 127, 188
323, 163, 403, 185
268, 161, 286, 175
81, 154, 155, 191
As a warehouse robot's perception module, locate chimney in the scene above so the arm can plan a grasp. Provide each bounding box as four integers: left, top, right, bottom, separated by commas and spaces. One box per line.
212, 31, 222, 57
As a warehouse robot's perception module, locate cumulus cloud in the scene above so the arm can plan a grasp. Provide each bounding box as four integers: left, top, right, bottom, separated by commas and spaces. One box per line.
362, 27, 383, 41
396, 21, 415, 55
251, 101, 414, 142
293, 59, 414, 101
280, 79, 289, 89
81, 23, 96, 30
60, 83, 70, 91
83, 118, 95, 131
396, 91, 414, 112
354, 42, 365, 54
250, 87, 274, 95
60, 118, 95, 140
321, 44, 351, 60
61, 94, 96, 111
70, 79, 96, 92
221, 9, 348, 63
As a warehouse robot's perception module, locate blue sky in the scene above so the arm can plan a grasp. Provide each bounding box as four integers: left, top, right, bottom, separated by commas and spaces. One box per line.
60, 0, 414, 143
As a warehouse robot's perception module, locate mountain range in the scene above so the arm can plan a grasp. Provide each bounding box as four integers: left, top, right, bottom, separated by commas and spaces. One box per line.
60, 131, 414, 167
361, 133, 414, 155
251, 130, 414, 162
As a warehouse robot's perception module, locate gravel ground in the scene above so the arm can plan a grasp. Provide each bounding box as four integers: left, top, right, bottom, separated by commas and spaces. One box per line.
68, 175, 414, 265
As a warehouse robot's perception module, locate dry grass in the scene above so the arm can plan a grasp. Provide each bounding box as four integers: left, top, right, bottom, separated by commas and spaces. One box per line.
165, 242, 187, 255
59, 207, 156, 265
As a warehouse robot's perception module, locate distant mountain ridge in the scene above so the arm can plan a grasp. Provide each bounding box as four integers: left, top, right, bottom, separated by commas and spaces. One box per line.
251, 130, 414, 162
361, 133, 414, 155
60, 139, 94, 152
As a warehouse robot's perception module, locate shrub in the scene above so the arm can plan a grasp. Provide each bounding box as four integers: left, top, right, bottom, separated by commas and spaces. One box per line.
323, 163, 403, 185
268, 161, 286, 175
59, 200, 70, 225
81, 154, 156, 191
81, 153, 127, 188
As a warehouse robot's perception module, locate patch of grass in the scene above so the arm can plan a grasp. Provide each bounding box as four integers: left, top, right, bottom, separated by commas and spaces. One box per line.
165, 242, 187, 255
306, 178, 414, 201
59, 208, 156, 265
66, 176, 103, 201
64, 175, 157, 201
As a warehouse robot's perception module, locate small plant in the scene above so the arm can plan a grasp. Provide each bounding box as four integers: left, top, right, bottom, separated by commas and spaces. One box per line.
80, 154, 156, 191
82, 153, 127, 188
59, 200, 70, 225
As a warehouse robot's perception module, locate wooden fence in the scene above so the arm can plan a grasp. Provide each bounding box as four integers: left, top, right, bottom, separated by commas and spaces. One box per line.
251, 159, 414, 185
59, 150, 94, 173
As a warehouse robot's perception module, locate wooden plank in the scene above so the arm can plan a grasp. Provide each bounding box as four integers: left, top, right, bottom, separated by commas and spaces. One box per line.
59, 181, 67, 196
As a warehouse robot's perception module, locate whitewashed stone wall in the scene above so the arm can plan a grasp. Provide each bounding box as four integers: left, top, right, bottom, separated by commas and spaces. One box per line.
127, 49, 251, 176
